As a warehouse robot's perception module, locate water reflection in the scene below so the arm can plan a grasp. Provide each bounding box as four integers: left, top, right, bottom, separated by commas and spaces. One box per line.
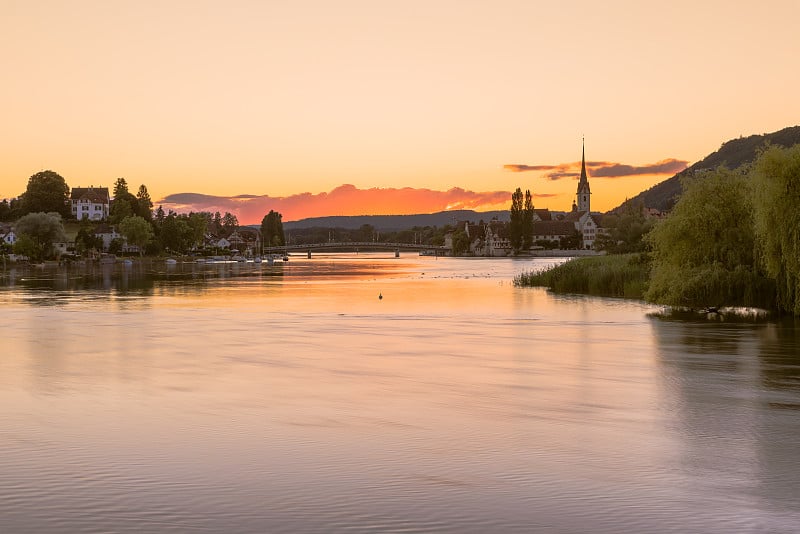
3, 255, 800, 533
650, 315, 800, 531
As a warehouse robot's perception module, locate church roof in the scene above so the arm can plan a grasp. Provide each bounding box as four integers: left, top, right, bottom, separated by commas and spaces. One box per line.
577, 140, 590, 194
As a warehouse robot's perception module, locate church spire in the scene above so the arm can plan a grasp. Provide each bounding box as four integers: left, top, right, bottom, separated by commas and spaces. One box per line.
576, 138, 591, 212
579, 137, 587, 184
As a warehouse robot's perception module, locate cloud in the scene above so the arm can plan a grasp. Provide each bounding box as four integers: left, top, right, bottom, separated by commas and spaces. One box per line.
589, 159, 689, 177
504, 164, 560, 172
157, 184, 514, 224
504, 158, 688, 180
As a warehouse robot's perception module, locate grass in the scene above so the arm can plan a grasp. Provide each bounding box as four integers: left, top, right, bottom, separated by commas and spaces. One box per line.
514, 253, 651, 299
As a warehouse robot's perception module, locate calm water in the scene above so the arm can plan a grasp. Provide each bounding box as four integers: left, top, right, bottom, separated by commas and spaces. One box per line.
1, 254, 800, 533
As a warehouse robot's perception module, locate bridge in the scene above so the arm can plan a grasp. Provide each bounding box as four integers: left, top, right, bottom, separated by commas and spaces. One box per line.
263, 242, 450, 258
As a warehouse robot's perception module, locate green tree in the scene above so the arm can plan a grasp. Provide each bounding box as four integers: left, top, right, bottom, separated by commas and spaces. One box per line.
187, 212, 209, 250
509, 188, 524, 251
136, 185, 153, 221
12, 233, 38, 259
109, 192, 136, 224
260, 210, 286, 247
113, 177, 129, 198
597, 201, 655, 254
522, 189, 534, 250
13, 212, 67, 260
74, 219, 103, 255
221, 212, 239, 233
452, 228, 471, 256
645, 168, 773, 309
751, 144, 800, 314
20, 170, 70, 218
119, 215, 154, 256
159, 214, 193, 253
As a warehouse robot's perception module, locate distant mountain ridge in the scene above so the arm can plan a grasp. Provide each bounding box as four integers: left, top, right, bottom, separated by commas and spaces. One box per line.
283, 210, 510, 231
614, 125, 800, 213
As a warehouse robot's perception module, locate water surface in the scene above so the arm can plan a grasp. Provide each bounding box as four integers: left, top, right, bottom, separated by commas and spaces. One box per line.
2, 254, 799, 533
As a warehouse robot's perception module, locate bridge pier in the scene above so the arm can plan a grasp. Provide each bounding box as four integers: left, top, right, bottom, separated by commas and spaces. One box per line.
307, 250, 311, 259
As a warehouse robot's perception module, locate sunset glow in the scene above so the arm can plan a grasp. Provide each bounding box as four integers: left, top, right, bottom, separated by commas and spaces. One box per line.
2, 0, 798, 222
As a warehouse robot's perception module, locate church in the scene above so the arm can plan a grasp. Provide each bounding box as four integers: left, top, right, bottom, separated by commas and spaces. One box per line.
531, 140, 605, 250
452, 141, 606, 255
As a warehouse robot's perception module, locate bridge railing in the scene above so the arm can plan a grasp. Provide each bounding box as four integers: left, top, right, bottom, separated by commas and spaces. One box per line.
263, 242, 449, 252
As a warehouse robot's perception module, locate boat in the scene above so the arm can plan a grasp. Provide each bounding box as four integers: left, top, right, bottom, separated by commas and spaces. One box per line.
253, 256, 262, 264
165, 258, 178, 265
283, 255, 289, 261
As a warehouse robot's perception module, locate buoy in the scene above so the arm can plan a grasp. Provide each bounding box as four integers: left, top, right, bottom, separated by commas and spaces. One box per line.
378, 293, 383, 300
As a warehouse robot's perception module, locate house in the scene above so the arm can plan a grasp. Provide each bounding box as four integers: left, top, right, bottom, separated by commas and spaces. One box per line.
484, 220, 512, 256
71, 186, 110, 221
93, 223, 122, 251
533, 221, 576, 246
227, 227, 260, 256
0, 225, 16, 246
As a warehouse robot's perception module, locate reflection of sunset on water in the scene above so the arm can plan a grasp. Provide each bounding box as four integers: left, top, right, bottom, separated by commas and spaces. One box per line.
2, 254, 799, 532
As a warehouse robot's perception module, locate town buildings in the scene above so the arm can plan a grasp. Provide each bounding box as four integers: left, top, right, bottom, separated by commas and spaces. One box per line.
451, 141, 608, 255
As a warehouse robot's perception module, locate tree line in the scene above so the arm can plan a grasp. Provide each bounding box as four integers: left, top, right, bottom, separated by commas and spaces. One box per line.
2, 170, 285, 260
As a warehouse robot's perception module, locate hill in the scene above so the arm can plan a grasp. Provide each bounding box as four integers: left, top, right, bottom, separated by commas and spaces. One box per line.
614, 126, 800, 213
282, 210, 510, 231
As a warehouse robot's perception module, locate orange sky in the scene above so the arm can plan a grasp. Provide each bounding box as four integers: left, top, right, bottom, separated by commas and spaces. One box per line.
2, 0, 798, 223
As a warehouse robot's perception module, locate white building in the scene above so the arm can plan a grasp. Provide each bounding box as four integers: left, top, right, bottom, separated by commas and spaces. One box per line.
71, 186, 110, 221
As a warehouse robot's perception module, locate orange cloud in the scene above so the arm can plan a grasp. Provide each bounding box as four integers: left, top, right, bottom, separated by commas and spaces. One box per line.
505, 158, 688, 180
158, 184, 521, 224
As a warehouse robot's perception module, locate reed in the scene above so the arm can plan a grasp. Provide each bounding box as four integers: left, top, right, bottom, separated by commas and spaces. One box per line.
515, 253, 650, 298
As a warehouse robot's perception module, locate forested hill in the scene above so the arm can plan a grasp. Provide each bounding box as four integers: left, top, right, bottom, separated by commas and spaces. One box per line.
283, 210, 510, 231
613, 125, 800, 213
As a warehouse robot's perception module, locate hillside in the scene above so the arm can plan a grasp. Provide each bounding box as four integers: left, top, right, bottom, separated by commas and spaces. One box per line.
614, 126, 800, 213
283, 209, 510, 231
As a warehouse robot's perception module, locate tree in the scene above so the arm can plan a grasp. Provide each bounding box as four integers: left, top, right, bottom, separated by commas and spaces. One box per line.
159, 214, 193, 253
0, 199, 12, 222
113, 177, 129, 198
13, 212, 67, 260
221, 212, 239, 233
596, 201, 655, 254
119, 215, 154, 256
522, 189, 534, 250
74, 219, 103, 255
751, 144, 800, 314
109, 192, 136, 224
261, 210, 286, 247
645, 168, 773, 309
136, 185, 153, 221
452, 228, 471, 256
20, 170, 70, 218
187, 212, 209, 249
12, 233, 38, 260
509, 188, 524, 251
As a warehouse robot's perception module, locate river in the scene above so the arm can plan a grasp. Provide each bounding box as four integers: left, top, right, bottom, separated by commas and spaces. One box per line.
1, 253, 799, 533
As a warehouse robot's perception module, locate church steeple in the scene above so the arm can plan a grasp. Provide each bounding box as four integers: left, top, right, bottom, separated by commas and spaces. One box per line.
576, 138, 591, 212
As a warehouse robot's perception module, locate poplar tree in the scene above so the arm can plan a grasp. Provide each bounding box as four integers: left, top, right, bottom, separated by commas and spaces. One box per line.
509, 188, 524, 251
523, 189, 534, 250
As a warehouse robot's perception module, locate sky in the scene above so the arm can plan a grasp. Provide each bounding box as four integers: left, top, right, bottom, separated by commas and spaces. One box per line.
1, 0, 798, 223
